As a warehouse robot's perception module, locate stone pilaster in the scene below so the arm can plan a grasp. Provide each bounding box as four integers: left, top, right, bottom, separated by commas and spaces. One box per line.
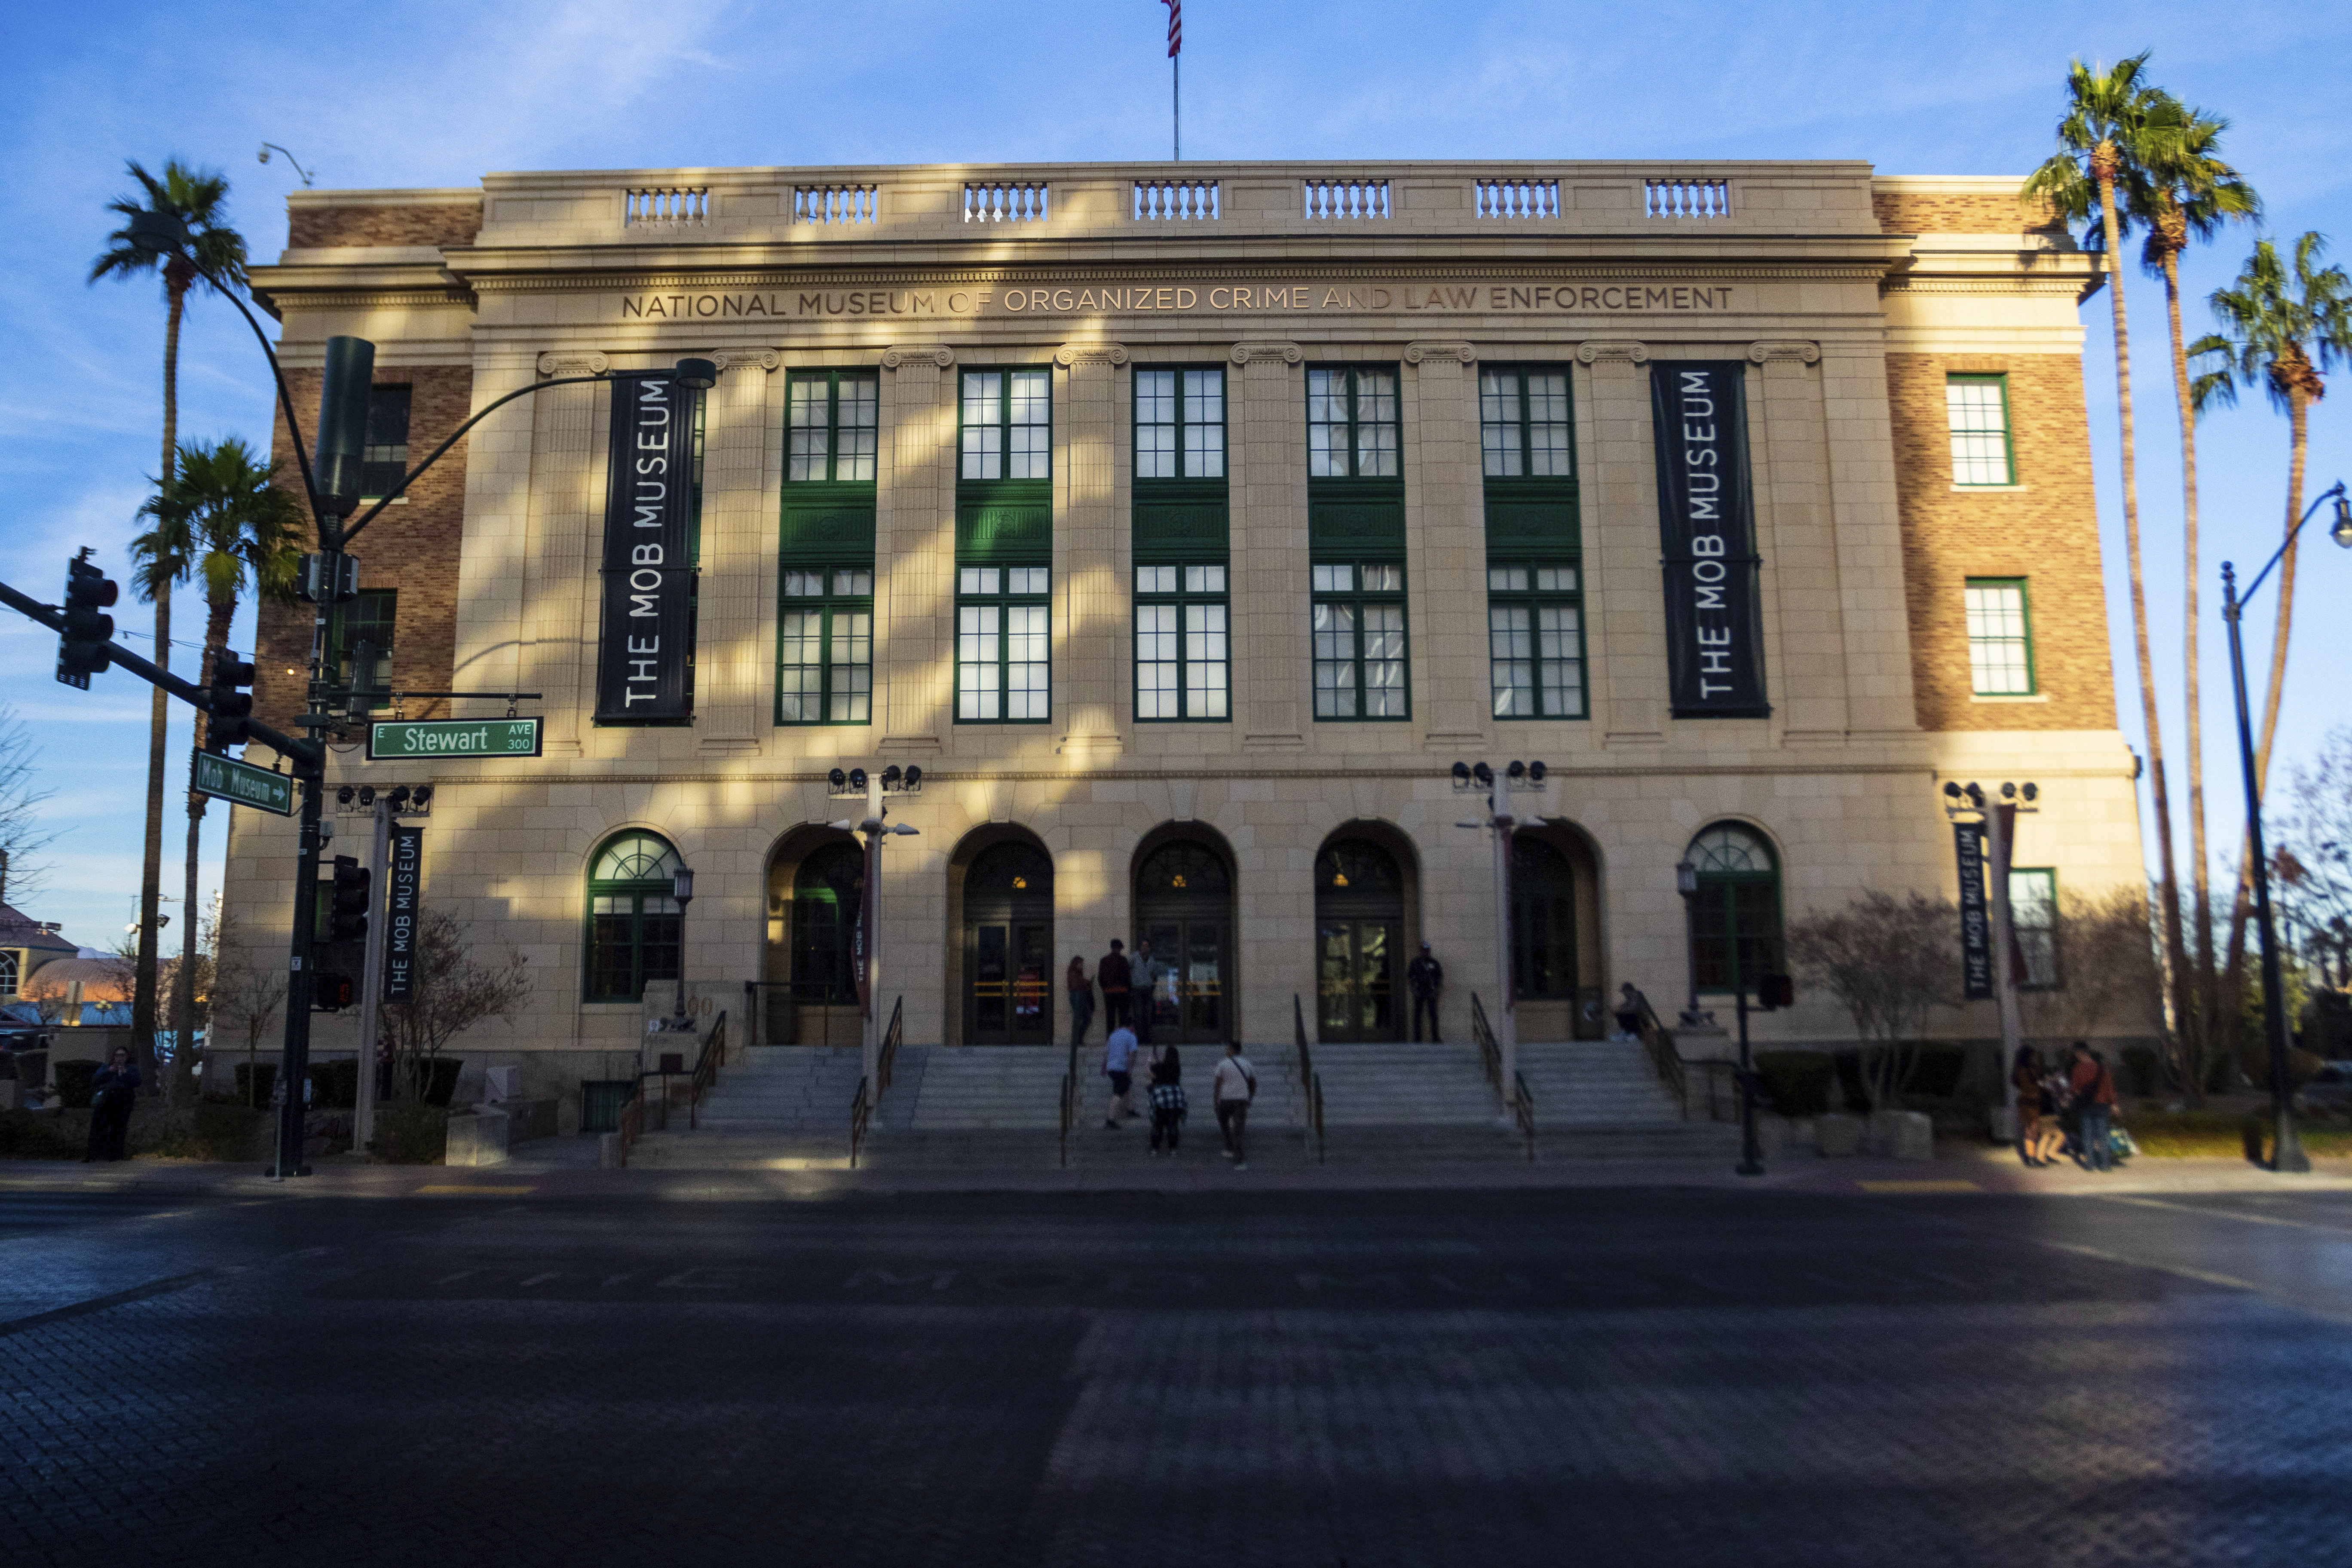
1403, 341, 1483, 751
456, 351, 547, 732
876, 345, 955, 754
694, 350, 779, 753
1230, 340, 1308, 750
1577, 340, 1667, 745
1746, 341, 1850, 742
1054, 341, 1127, 755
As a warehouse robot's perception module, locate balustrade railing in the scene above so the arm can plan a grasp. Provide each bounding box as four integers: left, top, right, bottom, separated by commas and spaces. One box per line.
795, 183, 876, 224
965, 181, 1050, 222
1134, 178, 1219, 220
1303, 178, 1389, 219
1644, 178, 1731, 218
1476, 178, 1558, 218
624, 186, 708, 226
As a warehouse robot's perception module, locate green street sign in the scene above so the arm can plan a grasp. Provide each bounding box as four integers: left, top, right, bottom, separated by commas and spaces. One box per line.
367, 717, 543, 760
191, 751, 295, 816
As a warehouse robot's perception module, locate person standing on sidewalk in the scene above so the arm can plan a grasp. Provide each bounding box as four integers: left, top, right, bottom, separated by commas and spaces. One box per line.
1407, 941, 1444, 1044
1213, 1040, 1257, 1170
83, 1046, 139, 1163
1148, 1043, 1186, 1157
1097, 940, 1133, 1032
1103, 1019, 1140, 1129
1066, 955, 1095, 1047
1130, 938, 1164, 1047
2068, 1041, 2118, 1173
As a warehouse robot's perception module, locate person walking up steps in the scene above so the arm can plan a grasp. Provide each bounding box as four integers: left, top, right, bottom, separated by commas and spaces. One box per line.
1066, 954, 1095, 1046
1097, 940, 1133, 1031
1213, 1040, 1257, 1170
1407, 941, 1444, 1044
1148, 1043, 1186, 1157
1103, 1018, 1140, 1129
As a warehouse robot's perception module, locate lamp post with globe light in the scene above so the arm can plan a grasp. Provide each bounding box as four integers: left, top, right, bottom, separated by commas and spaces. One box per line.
829, 765, 924, 1096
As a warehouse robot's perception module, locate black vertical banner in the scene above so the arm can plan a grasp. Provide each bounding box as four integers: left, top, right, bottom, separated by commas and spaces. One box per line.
384, 824, 423, 1003
1650, 361, 1769, 717
594, 373, 697, 724
1954, 822, 1992, 1000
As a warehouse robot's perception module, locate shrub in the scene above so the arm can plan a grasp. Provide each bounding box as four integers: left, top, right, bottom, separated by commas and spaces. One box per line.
2120, 1045, 2161, 1097
1905, 1045, 1969, 1099
234, 1063, 277, 1107
1755, 1051, 1835, 1117
1833, 1050, 1872, 1113
401, 1057, 463, 1108
375, 1102, 447, 1164
53, 1060, 99, 1109
309, 1059, 358, 1109
0, 1109, 78, 1159
147, 1102, 267, 1163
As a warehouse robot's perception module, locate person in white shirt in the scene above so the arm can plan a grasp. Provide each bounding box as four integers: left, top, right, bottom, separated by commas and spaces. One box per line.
1211, 1041, 1256, 1170
1103, 1023, 1140, 1128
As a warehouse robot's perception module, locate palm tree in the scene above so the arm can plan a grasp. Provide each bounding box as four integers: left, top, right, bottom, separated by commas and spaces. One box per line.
2189, 232, 2352, 995
137, 440, 303, 1105
123, 509, 191, 1092
90, 159, 248, 1093
2023, 55, 2193, 1057
2133, 100, 2260, 1094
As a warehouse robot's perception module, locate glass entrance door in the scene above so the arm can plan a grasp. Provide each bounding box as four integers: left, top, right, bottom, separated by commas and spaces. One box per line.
1317, 919, 1396, 1041
967, 919, 1053, 1044
1138, 916, 1228, 1044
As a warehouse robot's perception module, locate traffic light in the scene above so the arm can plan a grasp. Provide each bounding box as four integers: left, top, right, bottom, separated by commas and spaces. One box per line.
1755, 973, 1795, 1011
205, 651, 256, 753
313, 972, 357, 1011
327, 854, 372, 943
297, 552, 361, 604
56, 553, 118, 689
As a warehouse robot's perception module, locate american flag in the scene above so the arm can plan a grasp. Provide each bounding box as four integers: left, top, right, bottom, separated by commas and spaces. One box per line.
1163, 0, 1180, 57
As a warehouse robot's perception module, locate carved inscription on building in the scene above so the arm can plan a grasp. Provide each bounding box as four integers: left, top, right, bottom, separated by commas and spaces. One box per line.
617, 281, 1738, 321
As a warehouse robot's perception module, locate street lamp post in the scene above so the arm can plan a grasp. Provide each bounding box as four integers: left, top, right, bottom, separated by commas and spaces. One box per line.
830, 765, 923, 1090
1674, 857, 1711, 1029
670, 864, 696, 1025
2221, 479, 2352, 1175
1452, 760, 1546, 1121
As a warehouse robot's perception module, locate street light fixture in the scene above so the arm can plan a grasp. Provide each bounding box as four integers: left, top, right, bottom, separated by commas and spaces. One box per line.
1674, 856, 1707, 1029
824, 764, 924, 1088
1451, 760, 1548, 1124
2222, 477, 2352, 1174
670, 864, 696, 1024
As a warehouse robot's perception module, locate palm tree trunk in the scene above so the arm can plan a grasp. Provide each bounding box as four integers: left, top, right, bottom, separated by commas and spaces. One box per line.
172, 596, 233, 1109
2162, 247, 2215, 1102
131, 283, 186, 1100
2098, 165, 2191, 1085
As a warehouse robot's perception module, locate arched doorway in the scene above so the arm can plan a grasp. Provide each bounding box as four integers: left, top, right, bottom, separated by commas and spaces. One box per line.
1315, 836, 1405, 1041
585, 830, 683, 1003
1687, 822, 1784, 995
1510, 826, 1606, 1040
963, 839, 1054, 1044
1134, 836, 1234, 1044
762, 828, 861, 1045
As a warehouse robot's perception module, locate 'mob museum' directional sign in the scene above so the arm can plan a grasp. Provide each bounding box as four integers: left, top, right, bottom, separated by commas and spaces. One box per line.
367, 717, 543, 761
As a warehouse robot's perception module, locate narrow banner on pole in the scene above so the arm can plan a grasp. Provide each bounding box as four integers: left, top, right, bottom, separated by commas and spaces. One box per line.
384, 824, 423, 1002
1649, 361, 1769, 717
1954, 822, 1992, 1000
594, 374, 697, 724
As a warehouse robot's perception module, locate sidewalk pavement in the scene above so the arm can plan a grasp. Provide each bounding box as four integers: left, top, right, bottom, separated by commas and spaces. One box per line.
4, 1139, 2348, 1202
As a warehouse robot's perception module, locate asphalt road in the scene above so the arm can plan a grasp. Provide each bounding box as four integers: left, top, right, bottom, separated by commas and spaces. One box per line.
4, 1184, 2349, 1567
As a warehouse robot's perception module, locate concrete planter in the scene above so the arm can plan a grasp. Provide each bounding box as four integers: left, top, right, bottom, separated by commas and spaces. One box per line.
443, 1108, 510, 1167
1815, 1113, 1864, 1158
1868, 1110, 1935, 1161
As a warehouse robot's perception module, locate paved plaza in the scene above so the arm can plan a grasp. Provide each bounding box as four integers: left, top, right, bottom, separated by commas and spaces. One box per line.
5, 1175, 2350, 1567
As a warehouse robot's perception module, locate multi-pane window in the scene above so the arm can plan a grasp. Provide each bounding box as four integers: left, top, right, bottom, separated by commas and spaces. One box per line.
2010, 868, 2059, 989
1487, 565, 1585, 718
331, 589, 395, 693
1311, 563, 1409, 720
1947, 374, 2015, 486
961, 370, 1051, 480
1307, 367, 1400, 478
1687, 824, 1784, 995
1134, 368, 1226, 479
585, 832, 683, 1003
359, 386, 411, 499
786, 371, 879, 482
776, 568, 873, 724
1134, 565, 1230, 721
1479, 369, 1573, 478
956, 566, 1050, 722
1964, 579, 2035, 695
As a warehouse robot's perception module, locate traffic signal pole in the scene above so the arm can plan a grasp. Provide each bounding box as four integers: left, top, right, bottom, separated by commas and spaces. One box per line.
352, 796, 392, 1153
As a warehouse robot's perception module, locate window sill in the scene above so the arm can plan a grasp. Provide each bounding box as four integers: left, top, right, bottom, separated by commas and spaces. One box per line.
356, 496, 409, 505
1950, 483, 2027, 494
1968, 692, 2048, 704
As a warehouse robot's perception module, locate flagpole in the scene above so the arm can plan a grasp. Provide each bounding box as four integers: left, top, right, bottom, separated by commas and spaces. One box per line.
1173, 53, 1181, 161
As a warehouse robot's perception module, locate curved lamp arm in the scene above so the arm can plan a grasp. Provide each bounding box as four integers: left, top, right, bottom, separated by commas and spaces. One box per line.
340, 375, 612, 546
2232, 479, 2351, 612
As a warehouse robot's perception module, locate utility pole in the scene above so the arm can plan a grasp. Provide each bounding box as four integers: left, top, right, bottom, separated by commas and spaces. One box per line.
352, 794, 392, 1149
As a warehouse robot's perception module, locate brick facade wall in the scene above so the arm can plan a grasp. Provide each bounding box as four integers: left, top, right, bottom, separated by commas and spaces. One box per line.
256, 365, 473, 730
1886, 352, 2116, 732
286, 202, 481, 250
1873, 190, 2065, 237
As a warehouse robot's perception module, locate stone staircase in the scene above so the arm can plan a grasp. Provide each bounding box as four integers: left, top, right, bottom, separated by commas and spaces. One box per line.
1515, 1040, 1746, 1160
625, 1045, 864, 1168
1310, 1042, 1527, 1162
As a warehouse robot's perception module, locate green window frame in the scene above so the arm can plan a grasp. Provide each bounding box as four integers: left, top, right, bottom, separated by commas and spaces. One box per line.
1311, 562, 1410, 720
960, 368, 1051, 481
2010, 867, 2059, 990
1479, 366, 1575, 479
0, 950, 17, 998
1134, 564, 1230, 721
776, 567, 874, 725
1306, 365, 1400, 478
359, 385, 411, 500
956, 565, 1051, 723
584, 831, 683, 1003
1486, 564, 1586, 719
1964, 578, 2036, 696
786, 370, 879, 482
1946, 374, 2015, 486
1687, 823, 1783, 995
330, 588, 396, 697
1134, 367, 1226, 479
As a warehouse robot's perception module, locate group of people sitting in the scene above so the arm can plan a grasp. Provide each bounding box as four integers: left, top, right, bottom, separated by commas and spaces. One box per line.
2013, 1039, 2128, 1171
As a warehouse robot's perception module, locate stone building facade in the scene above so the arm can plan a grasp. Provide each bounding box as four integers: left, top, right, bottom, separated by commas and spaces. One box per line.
224, 161, 2150, 1110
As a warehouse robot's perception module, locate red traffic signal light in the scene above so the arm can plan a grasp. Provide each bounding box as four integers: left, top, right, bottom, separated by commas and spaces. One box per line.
313, 972, 357, 1011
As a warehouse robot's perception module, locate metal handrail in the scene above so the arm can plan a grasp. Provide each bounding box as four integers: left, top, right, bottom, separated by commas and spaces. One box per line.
744, 979, 859, 1047
1059, 1068, 1076, 1167
1635, 993, 1689, 1117
849, 1075, 871, 1168
1470, 993, 1503, 1094
613, 1009, 728, 1162
878, 995, 904, 1096
684, 1010, 728, 1130
1512, 1069, 1536, 1162
1294, 994, 1325, 1164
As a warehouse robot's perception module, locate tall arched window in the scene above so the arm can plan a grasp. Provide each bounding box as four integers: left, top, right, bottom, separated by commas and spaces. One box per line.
1687, 823, 1782, 995
587, 831, 683, 1002
0, 950, 18, 998
792, 840, 864, 1004
1510, 836, 1577, 1000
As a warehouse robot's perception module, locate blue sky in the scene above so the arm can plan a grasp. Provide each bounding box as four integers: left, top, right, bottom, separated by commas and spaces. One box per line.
1, 0, 2348, 953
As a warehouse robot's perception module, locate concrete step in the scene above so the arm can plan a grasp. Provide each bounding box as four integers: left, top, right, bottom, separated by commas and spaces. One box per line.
1312, 1043, 1503, 1126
